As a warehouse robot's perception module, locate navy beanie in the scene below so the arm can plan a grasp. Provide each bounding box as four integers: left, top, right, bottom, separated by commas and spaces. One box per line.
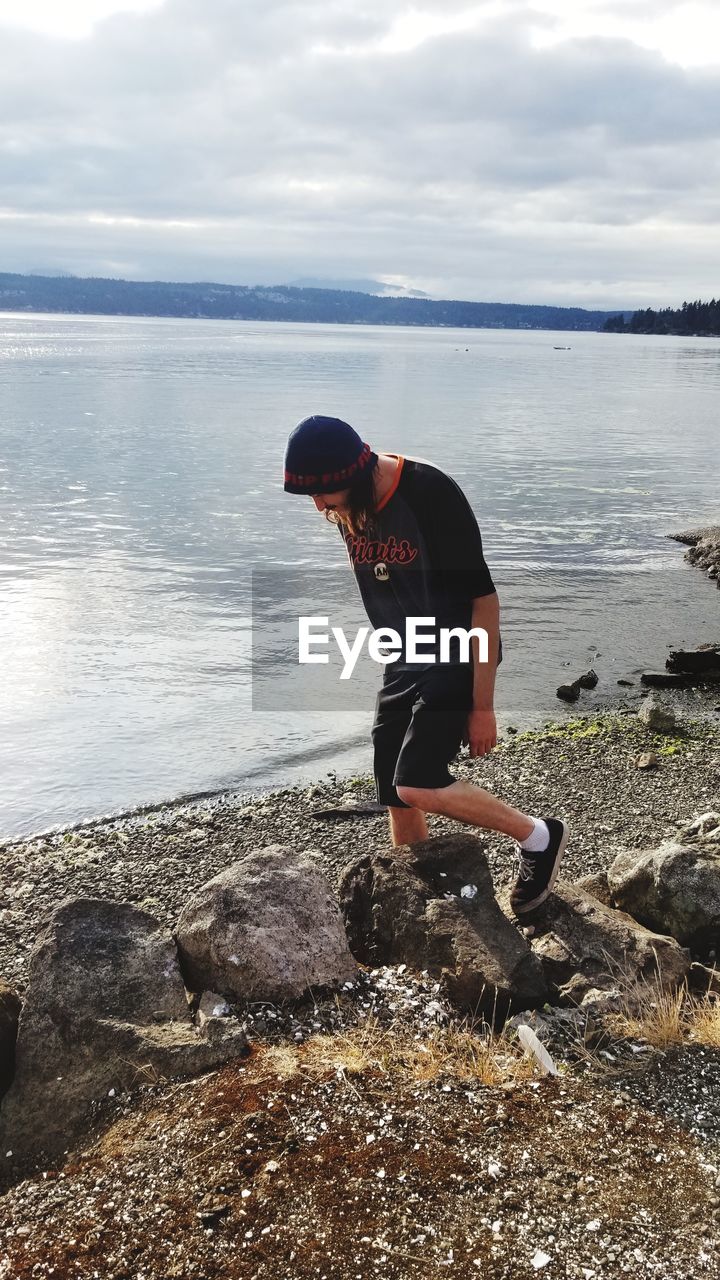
284, 415, 378, 495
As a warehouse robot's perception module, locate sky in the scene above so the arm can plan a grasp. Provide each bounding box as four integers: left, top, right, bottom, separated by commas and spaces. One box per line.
1, 0, 719, 308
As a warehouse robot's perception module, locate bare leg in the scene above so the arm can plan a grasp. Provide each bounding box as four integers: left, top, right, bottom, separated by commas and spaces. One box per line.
388, 804, 429, 847
395, 780, 534, 842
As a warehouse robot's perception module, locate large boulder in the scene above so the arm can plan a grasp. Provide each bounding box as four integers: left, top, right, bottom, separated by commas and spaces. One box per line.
505, 883, 691, 1003
607, 832, 720, 952
174, 847, 357, 1002
0, 980, 21, 1099
338, 835, 547, 1020
0, 899, 248, 1165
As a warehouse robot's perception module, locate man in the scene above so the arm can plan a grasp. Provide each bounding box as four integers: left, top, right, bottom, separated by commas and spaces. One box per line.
283, 414, 567, 915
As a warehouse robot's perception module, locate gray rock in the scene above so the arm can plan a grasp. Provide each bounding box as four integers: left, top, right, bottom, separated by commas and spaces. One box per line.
0, 898, 248, 1164
574, 869, 613, 907
673, 527, 720, 579
0, 980, 21, 1099
175, 846, 357, 1002
338, 835, 547, 1020
608, 839, 720, 951
196, 990, 231, 1026
578, 986, 624, 1016
681, 812, 720, 842
635, 751, 659, 770
669, 525, 720, 547
670, 527, 720, 590
637, 697, 678, 733
501, 883, 690, 1002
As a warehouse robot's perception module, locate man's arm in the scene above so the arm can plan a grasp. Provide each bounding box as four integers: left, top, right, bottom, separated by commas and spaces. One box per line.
466, 590, 500, 757
470, 591, 500, 708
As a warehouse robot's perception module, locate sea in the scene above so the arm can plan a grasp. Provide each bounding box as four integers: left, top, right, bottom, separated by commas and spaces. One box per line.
1, 312, 719, 839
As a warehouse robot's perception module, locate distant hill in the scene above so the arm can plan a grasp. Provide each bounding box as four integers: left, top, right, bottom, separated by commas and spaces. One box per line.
0, 271, 632, 332
289, 276, 430, 298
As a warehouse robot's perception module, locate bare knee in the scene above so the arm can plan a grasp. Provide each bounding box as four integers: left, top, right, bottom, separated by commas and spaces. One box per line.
395, 784, 446, 812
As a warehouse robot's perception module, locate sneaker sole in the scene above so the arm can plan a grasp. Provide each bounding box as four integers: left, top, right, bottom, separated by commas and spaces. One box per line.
512, 821, 569, 915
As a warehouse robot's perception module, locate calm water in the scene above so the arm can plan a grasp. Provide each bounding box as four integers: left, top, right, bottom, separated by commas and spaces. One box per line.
1, 313, 719, 838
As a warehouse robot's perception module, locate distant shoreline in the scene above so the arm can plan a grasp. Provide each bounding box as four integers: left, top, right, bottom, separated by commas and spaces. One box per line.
0, 307, 619, 332
0, 269, 630, 333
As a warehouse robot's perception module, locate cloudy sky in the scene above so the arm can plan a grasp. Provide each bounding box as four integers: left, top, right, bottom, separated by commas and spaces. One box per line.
1, 0, 719, 308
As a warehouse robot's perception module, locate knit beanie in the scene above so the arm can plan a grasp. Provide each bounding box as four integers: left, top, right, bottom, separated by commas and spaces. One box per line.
283, 415, 378, 495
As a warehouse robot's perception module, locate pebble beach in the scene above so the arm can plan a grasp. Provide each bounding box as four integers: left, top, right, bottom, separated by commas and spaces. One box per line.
1, 536, 719, 1279
2, 697, 719, 992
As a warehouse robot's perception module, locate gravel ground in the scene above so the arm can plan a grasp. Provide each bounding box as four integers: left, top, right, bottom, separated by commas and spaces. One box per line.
1, 966, 720, 1280
1, 702, 718, 991
1, 697, 720, 1275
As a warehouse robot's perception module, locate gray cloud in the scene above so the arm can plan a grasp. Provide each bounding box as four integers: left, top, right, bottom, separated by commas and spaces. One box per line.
0, 0, 718, 307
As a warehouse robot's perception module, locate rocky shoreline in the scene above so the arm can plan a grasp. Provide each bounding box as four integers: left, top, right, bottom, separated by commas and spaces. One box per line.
1, 702, 719, 992
1, 704, 720, 1278
1, 529, 719, 1278
670, 524, 720, 584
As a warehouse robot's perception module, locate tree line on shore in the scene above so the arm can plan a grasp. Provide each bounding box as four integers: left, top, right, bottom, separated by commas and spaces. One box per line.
0, 271, 627, 332
604, 297, 720, 336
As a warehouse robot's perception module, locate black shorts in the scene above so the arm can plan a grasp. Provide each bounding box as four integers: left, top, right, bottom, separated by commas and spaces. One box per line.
371, 662, 474, 808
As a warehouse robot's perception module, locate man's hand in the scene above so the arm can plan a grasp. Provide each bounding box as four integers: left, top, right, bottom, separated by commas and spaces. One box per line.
465, 706, 497, 758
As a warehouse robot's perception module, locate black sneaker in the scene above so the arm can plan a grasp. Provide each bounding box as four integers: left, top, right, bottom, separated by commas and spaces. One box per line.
510, 817, 568, 916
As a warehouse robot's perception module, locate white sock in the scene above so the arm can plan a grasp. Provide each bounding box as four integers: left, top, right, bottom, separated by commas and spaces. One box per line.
519, 817, 550, 852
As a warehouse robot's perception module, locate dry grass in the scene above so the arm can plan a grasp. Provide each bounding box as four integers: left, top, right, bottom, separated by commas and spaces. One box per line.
254, 1012, 544, 1092
688, 993, 720, 1048
248, 971, 720, 1103
608, 982, 689, 1048
605, 970, 720, 1050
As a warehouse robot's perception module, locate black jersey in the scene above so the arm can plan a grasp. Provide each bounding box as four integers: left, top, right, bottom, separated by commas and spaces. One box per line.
339, 455, 501, 665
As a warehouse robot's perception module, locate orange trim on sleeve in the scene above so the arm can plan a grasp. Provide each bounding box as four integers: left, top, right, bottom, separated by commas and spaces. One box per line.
375, 455, 405, 512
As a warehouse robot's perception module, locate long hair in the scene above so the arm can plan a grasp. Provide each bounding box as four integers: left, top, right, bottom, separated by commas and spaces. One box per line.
324, 462, 379, 538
